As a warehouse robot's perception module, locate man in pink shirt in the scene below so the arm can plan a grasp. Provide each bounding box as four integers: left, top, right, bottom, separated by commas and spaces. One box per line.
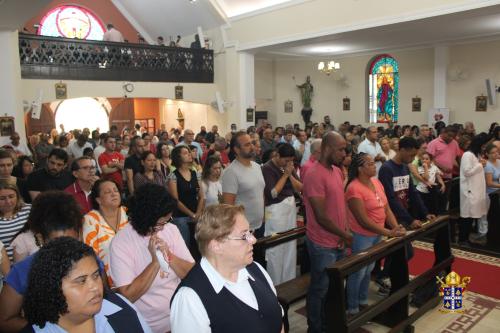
426, 126, 460, 180
303, 132, 352, 333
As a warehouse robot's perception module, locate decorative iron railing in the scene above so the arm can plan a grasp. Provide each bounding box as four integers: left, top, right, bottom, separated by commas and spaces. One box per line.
18, 33, 214, 83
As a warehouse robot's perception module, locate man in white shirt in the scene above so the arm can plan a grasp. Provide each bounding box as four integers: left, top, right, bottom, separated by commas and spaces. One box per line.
358, 126, 386, 175
67, 134, 93, 160
9, 132, 31, 157
293, 130, 311, 165
103, 23, 124, 43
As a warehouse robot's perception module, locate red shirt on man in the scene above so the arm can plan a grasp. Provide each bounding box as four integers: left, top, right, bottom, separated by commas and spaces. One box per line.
64, 182, 93, 214
98, 151, 125, 189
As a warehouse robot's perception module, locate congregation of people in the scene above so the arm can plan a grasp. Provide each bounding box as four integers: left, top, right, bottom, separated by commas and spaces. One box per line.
0, 117, 499, 333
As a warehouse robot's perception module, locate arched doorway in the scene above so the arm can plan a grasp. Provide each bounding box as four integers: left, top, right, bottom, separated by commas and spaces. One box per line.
54, 97, 110, 132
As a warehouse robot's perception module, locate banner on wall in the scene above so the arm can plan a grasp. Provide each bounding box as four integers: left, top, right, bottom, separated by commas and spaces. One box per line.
428, 108, 449, 127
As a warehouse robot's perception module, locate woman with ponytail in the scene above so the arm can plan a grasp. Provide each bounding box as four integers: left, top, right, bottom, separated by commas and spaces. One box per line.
345, 153, 406, 316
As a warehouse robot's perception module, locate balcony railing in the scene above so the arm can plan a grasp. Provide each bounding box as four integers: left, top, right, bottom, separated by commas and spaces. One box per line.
18, 33, 214, 83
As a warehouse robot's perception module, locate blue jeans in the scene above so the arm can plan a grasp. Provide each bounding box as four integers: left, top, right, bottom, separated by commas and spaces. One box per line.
171, 216, 192, 247
346, 233, 381, 314
306, 236, 346, 333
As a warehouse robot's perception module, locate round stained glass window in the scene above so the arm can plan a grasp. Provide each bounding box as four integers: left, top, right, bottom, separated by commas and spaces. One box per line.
39, 5, 105, 40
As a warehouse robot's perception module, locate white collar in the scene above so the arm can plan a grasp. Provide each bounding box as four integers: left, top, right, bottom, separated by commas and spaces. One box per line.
200, 257, 255, 294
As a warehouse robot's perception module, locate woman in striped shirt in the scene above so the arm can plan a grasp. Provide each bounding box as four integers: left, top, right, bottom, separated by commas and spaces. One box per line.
0, 182, 31, 262
83, 179, 128, 284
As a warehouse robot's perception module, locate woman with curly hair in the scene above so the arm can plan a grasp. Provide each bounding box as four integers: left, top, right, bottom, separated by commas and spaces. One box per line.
22, 237, 151, 332
83, 179, 128, 282
0, 191, 85, 333
110, 184, 194, 333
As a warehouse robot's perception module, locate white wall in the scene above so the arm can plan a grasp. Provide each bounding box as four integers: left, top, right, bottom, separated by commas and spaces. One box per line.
256, 47, 435, 128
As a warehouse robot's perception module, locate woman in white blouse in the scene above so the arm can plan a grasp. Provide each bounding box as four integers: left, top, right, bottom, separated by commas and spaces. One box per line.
459, 133, 489, 246
200, 156, 222, 207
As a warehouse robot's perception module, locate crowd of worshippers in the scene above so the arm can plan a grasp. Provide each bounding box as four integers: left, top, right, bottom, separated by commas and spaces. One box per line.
0, 118, 499, 333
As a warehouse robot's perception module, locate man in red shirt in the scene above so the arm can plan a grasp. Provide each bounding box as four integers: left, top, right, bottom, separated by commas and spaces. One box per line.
98, 135, 125, 190
303, 132, 352, 333
201, 137, 230, 167
65, 156, 99, 214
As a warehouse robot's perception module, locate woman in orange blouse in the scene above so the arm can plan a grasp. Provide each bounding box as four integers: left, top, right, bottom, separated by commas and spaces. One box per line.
83, 179, 128, 284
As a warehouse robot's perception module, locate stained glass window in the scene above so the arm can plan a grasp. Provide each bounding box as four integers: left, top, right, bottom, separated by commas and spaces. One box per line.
368, 54, 399, 123
39, 5, 105, 40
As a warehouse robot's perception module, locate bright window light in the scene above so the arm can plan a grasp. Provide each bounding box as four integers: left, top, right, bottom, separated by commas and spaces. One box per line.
55, 97, 109, 132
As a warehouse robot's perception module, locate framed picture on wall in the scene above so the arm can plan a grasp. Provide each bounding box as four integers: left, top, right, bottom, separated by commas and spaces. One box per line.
412, 97, 421, 112
284, 100, 293, 113
55, 83, 67, 99
476, 95, 487, 111
0, 117, 15, 137
343, 97, 350, 111
175, 85, 183, 100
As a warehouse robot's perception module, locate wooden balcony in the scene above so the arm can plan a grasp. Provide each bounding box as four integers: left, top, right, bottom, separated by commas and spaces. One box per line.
18, 33, 214, 83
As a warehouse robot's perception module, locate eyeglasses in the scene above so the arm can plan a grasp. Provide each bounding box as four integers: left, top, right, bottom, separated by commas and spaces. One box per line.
226, 231, 256, 243
79, 166, 96, 171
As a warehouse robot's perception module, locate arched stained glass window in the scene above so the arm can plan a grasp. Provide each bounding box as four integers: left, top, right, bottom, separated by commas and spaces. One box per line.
368, 54, 399, 123
39, 5, 105, 40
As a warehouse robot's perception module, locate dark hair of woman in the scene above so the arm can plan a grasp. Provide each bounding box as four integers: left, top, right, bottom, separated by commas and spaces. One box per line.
23, 237, 98, 328
345, 144, 353, 156
188, 144, 200, 164
171, 145, 190, 169
345, 152, 368, 190
18, 191, 83, 241
127, 184, 177, 236
90, 179, 121, 210
202, 155, 221, 183
491, 126, 500, 141
140, 150, 155, 162
156, 142, 168, 159
488, 122, 498, 135
468, 132, 490, 156
12, 155, 34, 179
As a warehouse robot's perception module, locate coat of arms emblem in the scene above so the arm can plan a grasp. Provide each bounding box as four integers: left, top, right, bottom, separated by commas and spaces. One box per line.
437, 271, 471, 313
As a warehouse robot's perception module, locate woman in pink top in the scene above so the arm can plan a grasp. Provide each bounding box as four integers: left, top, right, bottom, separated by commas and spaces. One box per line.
345, 153, 405, 315
109, 184, 194, 333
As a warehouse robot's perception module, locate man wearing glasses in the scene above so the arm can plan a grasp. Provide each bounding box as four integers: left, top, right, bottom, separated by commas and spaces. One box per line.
65, 156, 99, 214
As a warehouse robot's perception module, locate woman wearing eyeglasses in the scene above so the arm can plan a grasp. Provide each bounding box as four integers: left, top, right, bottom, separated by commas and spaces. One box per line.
170, 204, 284, 333
110, 184, 194, 333
345, 153, 405, 316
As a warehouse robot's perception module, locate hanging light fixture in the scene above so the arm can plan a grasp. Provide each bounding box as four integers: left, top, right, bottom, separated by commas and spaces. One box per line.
318, 60, 340, 75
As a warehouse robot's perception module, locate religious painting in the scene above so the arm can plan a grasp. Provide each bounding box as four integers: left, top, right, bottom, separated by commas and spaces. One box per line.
343, 97, 350, 111
55, 83, 67, 99
246, 108, 254, 123
0, 117, 15, 137
412, 97, 421, 112
284, 100, 293, 113
175, 85, 183, 100
476, 95, 487, 112
368, 54, 399, 123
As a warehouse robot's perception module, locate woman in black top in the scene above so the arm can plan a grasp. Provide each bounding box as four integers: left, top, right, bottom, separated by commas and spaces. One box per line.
168, 146, 205, 247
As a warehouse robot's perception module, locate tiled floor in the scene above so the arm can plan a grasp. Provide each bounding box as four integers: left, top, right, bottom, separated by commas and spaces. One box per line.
288, 286, 500, 332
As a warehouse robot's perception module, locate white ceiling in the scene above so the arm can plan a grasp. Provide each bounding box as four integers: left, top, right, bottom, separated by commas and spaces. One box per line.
254, 5, 500, 59
216, 0, 295, 18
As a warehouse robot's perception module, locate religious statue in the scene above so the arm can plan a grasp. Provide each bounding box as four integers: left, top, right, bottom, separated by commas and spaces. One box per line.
177, 108, 185, 130
296, 76, 314, 124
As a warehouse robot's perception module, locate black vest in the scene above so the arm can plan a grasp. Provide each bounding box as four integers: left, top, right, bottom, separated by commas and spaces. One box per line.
20, 290, 144, 333
172, 262, 282, 333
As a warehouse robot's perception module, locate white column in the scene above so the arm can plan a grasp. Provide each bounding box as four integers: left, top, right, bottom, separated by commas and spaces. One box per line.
0, 30, 25, 145
434, 46, 449, 109
239, 52, 255, 129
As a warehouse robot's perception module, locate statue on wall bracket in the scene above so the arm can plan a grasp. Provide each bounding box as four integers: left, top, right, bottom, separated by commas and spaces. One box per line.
296, 76, 314, 125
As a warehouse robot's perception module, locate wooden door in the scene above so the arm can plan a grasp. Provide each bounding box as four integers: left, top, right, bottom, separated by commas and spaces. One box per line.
25, 103, 56, 135
108, 98, 134, 133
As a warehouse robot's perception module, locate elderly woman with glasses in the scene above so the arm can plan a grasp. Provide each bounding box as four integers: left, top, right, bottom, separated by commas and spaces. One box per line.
110, 183, 194, 333
170, 204, 284, 333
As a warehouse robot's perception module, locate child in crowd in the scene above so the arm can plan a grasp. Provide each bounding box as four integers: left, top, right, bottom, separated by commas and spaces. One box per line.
416, 152, 446, 214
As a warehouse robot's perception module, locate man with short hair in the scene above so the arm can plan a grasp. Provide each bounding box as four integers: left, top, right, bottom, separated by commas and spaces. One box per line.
358, 126, 386, 175
103, 23, 124, 42
426, 126, 460, 180
464, 121, 476, 137
419, 124, 432, 143
177, 129, 202, 159
67, 134, 92, 160
98, 136, 125, 190
9, 132, 31, 157
27, 148, 73, 200
303, 132, 352, 333
34, 133, 54, 169
300, 139, 321, 179
65, 156, 99, 214
260, 128, 276, 155
222, 131, 265, 234
205, 125, 219, 144
124, 137, 146, 194
294, 130, 311, 166
323, 115, 335, 131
